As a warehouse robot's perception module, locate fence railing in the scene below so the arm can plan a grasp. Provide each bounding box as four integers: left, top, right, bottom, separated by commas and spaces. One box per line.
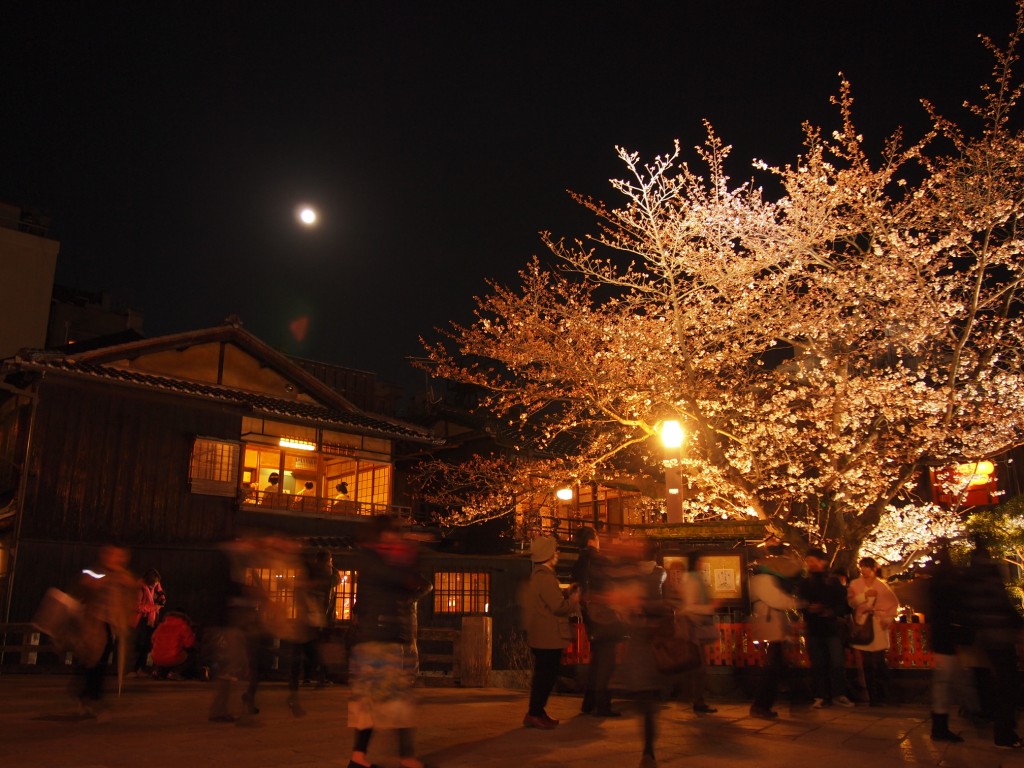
564, 620, 937, 669
242, 491, 411, 520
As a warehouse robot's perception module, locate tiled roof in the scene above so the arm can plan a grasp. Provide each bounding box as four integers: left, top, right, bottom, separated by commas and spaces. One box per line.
18, 357, 439, 444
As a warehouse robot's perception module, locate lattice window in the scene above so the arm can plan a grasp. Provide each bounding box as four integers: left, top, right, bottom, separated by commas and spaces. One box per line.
246, 566, 299, 621
332, 570, 357, 622
433, 571, 490, 614
189, 437, 241, 497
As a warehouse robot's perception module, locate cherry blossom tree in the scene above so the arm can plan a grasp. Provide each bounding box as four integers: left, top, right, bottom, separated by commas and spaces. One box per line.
420, 6, 1024, 560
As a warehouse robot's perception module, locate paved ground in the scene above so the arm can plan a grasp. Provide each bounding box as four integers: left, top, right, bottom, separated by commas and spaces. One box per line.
0, 673, 1017, 768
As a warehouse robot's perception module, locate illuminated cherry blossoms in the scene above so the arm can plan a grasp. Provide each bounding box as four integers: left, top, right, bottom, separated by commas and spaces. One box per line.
421, 6, 1024, 559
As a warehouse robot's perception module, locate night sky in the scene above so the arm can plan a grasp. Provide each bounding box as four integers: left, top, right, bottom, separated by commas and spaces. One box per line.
1, 2, 1017, 391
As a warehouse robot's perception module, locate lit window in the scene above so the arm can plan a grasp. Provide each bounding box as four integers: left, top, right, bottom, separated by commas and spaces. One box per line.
433, 572, 490, 614
189, 437, 241, 497
246, 567, 299, 620
332, 570, 357, 622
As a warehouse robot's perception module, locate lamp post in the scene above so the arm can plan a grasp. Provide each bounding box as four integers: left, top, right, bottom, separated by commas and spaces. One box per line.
660, 420, 684, 524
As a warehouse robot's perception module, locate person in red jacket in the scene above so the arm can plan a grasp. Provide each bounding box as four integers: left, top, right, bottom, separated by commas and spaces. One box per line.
150, 610, 198, 680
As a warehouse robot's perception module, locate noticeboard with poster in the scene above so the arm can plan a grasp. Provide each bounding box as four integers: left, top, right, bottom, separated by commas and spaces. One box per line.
694, 554, 744, 602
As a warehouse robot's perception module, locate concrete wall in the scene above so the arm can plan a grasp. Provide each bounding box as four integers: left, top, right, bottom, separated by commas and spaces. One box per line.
0, 223, 59, 359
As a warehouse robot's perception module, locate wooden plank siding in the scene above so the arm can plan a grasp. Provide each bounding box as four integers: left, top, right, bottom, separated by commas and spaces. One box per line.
22, 377, 240, 544
8, 541, 232, 628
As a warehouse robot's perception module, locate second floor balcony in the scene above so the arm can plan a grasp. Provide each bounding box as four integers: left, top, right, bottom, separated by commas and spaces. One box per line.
241, 488, 410, 521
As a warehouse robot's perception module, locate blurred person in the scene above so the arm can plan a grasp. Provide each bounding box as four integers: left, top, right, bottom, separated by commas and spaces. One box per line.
72, 544, 136, 719
926, 543, 973, 742
619, 547, 673, 768
347, 516, 435, 768
151, 608, 198, 680
278, 543, 329, 716
253, 535, 311, 717
847, 557, 899, 706
797, 548, 854, 708
747, 552, 802, 719
208, 536, 270, 723
664, 553, 720, 714
131, 568, 165, 677
571, 526, 626, 717
960, 539, 1023, 749
300, 548, 342, 688
519, 535, 580, 730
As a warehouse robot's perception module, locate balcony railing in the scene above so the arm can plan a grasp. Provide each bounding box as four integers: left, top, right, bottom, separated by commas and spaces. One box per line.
242, 489, 410, 520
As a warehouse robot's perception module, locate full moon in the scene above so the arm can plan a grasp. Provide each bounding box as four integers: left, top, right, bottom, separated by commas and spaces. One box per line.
298, 207, 318, 225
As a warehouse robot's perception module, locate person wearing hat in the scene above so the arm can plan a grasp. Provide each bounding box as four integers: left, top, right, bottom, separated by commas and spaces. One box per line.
747, 553, 801, 719
519, 536, 579, 729
797, 548, 854, 709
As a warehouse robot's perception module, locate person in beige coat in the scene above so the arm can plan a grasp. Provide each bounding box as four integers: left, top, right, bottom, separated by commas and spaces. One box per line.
847, 556, 899, 706
747, 555, 801, 719
520, 536, 579, 729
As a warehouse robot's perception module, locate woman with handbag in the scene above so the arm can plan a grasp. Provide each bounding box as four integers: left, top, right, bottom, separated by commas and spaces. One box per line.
520, 536, 580, 729
847, 557, 899, 706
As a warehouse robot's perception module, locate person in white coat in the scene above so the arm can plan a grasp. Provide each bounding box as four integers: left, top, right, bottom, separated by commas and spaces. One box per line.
847, 557, 899, 706
747, 556, 801, 719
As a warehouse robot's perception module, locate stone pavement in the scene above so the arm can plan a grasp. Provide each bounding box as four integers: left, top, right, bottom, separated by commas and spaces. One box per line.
0, 674, 1017, 768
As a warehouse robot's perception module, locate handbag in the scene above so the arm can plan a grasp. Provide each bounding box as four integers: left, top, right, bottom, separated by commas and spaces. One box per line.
849, 615, 874, 645
688, 615, 719, 644
584, 600, 629, 642
650, 616, 702, 674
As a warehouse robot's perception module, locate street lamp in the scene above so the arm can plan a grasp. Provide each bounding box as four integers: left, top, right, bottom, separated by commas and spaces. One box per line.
660, 420, 684, 524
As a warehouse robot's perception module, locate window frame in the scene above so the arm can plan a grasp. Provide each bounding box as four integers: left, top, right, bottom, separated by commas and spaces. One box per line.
188, 436, 241, 497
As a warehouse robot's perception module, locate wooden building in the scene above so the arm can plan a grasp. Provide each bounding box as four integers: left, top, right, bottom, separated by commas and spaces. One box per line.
0, 320, 457, 632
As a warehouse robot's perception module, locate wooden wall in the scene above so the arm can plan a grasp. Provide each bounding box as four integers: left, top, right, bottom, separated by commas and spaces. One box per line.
21, 377, 241, 543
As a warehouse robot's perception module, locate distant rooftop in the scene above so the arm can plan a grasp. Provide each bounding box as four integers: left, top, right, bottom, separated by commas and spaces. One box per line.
0, 201, 50, 238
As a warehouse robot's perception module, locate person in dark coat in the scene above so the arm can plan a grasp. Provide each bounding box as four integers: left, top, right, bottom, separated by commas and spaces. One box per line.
797, 548, 854, 708
571, 526, 625, 717
621, 556, 672, 768
346, 516, 434, 768
926, 544, 974, 742
960, 540, 1024, 749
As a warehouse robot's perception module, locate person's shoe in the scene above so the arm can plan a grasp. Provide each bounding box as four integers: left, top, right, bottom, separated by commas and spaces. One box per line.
287, 694, 306, 717
834, 695, 855, 708
581, 691, 594, 714
995, 738, 1024, 749
540, 711, 560, 726
693, 704, 718, 714
749, 706, 778, 720
241, 693, 259, 715
811, 698, 825, 709
523, 713, 556, 730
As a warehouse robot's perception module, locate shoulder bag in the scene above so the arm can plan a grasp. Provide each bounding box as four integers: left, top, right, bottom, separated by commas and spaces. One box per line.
651, 614, 702, 674
849, 615, 874, 645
